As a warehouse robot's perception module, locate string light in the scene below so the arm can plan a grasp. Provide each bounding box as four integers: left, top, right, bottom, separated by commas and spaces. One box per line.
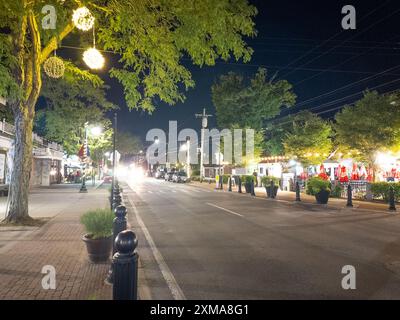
72, 7, 95, 31
43, 56, 65, 78
83, 48, 105, 69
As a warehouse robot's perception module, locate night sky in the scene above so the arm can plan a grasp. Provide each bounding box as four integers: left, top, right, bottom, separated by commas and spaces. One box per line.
65, 0, 400, 141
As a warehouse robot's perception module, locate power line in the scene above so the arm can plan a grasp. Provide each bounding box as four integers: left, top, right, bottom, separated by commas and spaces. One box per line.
276, 0, 393, 78
280, 5, 400, 80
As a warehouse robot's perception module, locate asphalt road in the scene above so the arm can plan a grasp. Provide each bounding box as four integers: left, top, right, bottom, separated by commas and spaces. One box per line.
125, 177, 400, 300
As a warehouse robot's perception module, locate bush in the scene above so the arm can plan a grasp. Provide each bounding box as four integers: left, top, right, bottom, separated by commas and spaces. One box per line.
261, 176, 281, 187
222, 175, 230, 184
242, 175, 256, 184
370, 182, 400, 201
80, 209, 114, 240
330, 184, 343, 198
191, 175, 200, 181
306, 176, 331, 195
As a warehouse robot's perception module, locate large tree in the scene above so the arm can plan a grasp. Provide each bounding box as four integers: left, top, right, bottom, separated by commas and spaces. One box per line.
116, 132, 143, 158
0, 0, 257, 223
283, 111, 333, 166
212, 68, 296, 130
335, 90, 400, 179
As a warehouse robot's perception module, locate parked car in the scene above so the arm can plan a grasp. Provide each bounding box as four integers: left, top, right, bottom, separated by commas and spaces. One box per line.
172, 171, 189, 183
155, 170, 165, 179
165, 171, 175, 181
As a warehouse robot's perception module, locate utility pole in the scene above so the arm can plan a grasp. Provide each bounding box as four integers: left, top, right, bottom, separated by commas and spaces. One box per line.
195, 108, 212, 180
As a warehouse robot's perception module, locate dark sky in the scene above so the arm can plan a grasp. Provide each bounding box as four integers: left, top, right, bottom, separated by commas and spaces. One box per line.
70, 0, 400, 141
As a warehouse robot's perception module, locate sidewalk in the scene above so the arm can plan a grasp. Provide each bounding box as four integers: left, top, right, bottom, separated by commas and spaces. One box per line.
0, 183, 112, 300
189, 181, 393, 212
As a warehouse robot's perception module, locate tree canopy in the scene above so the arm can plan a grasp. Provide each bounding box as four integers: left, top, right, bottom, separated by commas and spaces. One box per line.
212, 68, 296, 130
334, 91, 400, 165
283, 111, 333, 166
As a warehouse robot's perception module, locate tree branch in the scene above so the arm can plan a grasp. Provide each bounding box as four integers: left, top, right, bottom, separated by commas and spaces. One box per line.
27, 10, 42, 113
40, 21, 75, 65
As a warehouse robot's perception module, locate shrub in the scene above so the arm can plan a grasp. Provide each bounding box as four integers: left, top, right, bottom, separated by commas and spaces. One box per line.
242, 175, 256, 184
191, 175, 200, 181
222, 175, 230, 184
306, 176, 331, 195
261, 176, 281, 187
80, 209, 114, 240
370, 182, 400, 201
330, 184, 343, 198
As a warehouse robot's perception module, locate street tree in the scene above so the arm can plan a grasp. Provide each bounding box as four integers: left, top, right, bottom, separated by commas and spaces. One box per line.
116, 132, 143, 159
283, 111, 333, 166
334, 90, 400, 179
212, 68, 296, 130
0, 0, 257, 223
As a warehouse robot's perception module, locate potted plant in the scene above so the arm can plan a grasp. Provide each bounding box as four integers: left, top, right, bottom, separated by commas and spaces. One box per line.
261, 176, 280, 198
242, 175, 255, 193
306, 176, 331, 204
80, 209, 114, 263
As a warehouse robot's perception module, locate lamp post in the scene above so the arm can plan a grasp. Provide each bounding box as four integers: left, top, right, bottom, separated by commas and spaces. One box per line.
111, 113, 117, 198
80, 122, 89, 193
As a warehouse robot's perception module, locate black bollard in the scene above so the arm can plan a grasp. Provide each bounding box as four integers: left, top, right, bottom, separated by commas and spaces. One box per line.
112, 230, 138, 300
106, 205, 128, 284
346, 184, 353, 207
270, 180, 275, 199
389, 185, 396, 211
250, 179, 256, 196
238, 177, 242, 193
295, 181, 301, 202
228, 177, 232, 192
112, 194, 122, 210
113, 206, 128, 255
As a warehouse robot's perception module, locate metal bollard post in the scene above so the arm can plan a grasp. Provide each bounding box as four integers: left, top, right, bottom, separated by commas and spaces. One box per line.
228, 177, 232, 192
250, 179, 256, 196
113, 205, 128, 255
346, 184, 353, 207
106, 205, 128, 284
295, 181, 301, 202
112, 194, 122, 211
238, 177, 242, 193
389, 185, 396, 211
112, 230, 138, 300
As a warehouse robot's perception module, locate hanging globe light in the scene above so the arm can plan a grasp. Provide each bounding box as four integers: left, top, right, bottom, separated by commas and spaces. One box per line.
72, 7, 95, 31
43, 56, 65, 78
83, 47, 105, 70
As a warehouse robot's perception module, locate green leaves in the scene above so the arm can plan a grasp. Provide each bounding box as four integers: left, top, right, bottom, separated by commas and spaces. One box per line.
98, 0, 256, 111
283, 111, 333, 166
212, 68, 296, 130
334, 91, 400, 161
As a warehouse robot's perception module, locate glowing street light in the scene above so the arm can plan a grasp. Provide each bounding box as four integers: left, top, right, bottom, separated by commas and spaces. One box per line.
83, 48, 105, 70
90, 126, 102, 137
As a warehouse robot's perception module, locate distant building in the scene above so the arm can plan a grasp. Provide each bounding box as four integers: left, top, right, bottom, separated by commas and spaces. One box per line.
0, 98, 63, 188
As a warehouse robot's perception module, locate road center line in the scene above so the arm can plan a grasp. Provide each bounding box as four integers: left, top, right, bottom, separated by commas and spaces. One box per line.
206, 203, 244, 217
126, 191, 186, 300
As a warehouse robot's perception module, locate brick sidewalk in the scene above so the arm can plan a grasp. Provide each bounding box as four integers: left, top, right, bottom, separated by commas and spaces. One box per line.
189, 181, 393, 212
0, 185, 112, 300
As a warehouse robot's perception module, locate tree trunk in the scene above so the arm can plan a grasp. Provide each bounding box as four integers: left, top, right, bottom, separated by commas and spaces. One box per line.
4, 107, 34, 223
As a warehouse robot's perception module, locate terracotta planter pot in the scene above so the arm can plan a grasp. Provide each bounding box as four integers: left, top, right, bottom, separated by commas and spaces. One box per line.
315, 190, 330, 204
82, 234, 112, 263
